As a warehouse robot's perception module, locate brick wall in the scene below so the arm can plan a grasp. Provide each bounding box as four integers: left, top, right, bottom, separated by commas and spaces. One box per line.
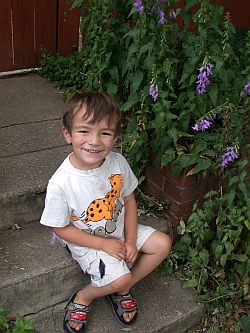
144, 161, 220, 230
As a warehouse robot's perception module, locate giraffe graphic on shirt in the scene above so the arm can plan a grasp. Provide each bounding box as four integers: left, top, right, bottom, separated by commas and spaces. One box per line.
71, 174, 123, 235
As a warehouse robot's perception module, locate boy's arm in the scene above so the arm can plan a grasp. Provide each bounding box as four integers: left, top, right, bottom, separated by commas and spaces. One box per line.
123, 192, 138, 263
53, 224, 126, 261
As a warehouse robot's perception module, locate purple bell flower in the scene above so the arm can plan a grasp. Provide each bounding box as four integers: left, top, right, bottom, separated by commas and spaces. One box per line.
133, 0, 144, 13
221, 146, 239, 167
149, 82, 159, 101
196, 63, 214, 94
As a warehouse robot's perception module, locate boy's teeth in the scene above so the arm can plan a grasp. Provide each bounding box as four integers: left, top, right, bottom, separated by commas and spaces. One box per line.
86, 149, 99, 153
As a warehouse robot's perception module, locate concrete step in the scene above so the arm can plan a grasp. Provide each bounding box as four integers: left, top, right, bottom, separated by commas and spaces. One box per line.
0, 145, 71, 231
0, 216, 204, 333
0, 215, 167, 316
26, 275, 204, 333
0, 74, 71, 231
0, 221, 84, 316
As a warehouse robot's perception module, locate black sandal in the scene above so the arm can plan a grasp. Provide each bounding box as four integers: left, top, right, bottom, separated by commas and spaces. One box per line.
106, 292, 138, 326
63, 291, 90, 333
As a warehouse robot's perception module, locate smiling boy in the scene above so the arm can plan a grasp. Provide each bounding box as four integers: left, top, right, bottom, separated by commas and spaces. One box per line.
40, 91, 172, 332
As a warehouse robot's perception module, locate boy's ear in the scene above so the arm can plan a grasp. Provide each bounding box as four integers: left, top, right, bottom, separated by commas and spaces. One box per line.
62, 126, 72, 144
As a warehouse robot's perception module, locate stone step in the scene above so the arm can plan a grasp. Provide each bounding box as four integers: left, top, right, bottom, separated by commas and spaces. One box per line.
0, 216, 204, 332
0, 215, 165, 316
26, 275, 204, 333
0, 145, 71, 231
0, 74, 70, 232
0, 221, 84, 316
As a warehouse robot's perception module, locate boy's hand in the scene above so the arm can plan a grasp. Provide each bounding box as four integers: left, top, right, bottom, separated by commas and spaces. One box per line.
125, 239, 138, 264
101, 238, 126, 261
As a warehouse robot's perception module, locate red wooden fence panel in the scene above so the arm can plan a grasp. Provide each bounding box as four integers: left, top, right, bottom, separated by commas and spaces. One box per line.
34, 1, 58, 65
57, 0, 80, 56
0, 0, 79, 72
0, 1, 248, 73
0, 1, 13, 71
12, 0, 35, 70
218, 0, 250, 28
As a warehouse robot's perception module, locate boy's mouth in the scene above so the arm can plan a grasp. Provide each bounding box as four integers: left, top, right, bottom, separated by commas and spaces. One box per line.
83, 148, 101, 153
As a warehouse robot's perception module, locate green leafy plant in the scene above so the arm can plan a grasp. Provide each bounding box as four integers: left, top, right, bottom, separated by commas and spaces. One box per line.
163, 156, 250, 331
40, 0, 249, 179
39, 1, 250, 331
0, 303, 37, 333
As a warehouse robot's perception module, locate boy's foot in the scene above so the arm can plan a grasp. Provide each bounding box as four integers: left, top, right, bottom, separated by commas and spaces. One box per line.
106, 292, 138, 326
63, 290, 91, 333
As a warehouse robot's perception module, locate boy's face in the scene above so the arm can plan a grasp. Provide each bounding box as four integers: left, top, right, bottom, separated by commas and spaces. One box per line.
62, 107, 118, 170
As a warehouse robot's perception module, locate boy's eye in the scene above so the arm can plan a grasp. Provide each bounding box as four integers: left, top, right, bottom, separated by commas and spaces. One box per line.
102, 132, 112, 136
79, 130, 88, 134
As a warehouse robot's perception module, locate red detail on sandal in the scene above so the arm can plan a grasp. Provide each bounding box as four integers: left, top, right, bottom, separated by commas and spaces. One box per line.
70, 310, 88, 321
122, 299, 137, 309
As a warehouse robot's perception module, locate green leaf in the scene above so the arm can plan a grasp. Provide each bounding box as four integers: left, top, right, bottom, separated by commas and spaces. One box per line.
179, 153, 198, 170
109, 66, 119, 83
183, 278, 198, 288
161, 148, 176, 165
167, 128, 178, 146
121, 95, 140, 112
199, 249, 209, 266
208, 84, 218, 106
232, 254, 248, 262
220, 253, 227, 267
131, 71, 144, 93
238, 182, 248, 198
186, 159, 212, 175
241, 314, 250, 333
244, 220, 250, 231
106, 83, 118, 96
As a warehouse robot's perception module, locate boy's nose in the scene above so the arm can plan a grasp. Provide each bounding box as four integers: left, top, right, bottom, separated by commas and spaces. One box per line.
89, 133, 100, 145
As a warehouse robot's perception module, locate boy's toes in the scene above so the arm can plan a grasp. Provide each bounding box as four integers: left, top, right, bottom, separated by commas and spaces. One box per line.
68, 320, 83, 331
63, 291, 91, 333
123, 310, 137, 323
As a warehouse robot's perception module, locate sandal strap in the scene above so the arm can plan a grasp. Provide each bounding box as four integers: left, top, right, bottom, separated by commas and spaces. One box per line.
112, 293, 138, 315
65, 302, 90, 324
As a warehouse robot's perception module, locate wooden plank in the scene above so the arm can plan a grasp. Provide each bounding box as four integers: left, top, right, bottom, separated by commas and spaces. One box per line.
57, 0, 80, 56
218, 0, 250, 28
12, 0, 35, 70
34, 0, 57, 65
0, 0, 13, 71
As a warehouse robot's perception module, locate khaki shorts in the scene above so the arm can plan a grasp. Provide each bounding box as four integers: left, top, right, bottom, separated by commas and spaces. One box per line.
69, 224, 156, 287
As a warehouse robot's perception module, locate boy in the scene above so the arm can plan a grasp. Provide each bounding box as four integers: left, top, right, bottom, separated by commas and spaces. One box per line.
40, 91, 172, 333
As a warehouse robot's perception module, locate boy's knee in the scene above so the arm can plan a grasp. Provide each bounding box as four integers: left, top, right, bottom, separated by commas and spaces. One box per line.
156, 232, 172, 258
111, 272, 132, 292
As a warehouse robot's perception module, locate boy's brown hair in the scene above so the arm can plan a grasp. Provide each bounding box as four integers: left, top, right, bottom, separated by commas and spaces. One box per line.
63, 91, 121, 136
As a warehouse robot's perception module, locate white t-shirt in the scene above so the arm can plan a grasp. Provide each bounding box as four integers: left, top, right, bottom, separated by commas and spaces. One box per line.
40, 151, 138, 243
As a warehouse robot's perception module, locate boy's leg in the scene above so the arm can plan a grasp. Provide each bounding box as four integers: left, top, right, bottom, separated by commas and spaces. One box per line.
67, 231, 171, 330
68, 272, 133, 331
120, 230, 172, 294
112, 230, 171, 325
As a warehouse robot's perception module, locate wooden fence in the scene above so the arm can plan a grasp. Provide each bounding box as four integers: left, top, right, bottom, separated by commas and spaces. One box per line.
0, 0, 79, 72
0, 0, 249, 73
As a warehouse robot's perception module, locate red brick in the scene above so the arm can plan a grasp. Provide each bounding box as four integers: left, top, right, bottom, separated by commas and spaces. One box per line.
164, 210, 190, 226
169, 199, 196, 216
161, 165, 199, 186
145, 165, 165, 191
145, 181, 166, 201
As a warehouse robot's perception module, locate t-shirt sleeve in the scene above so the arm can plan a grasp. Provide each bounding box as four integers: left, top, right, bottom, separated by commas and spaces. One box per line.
117, 154, 138, 197
40, 180, 71, 227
